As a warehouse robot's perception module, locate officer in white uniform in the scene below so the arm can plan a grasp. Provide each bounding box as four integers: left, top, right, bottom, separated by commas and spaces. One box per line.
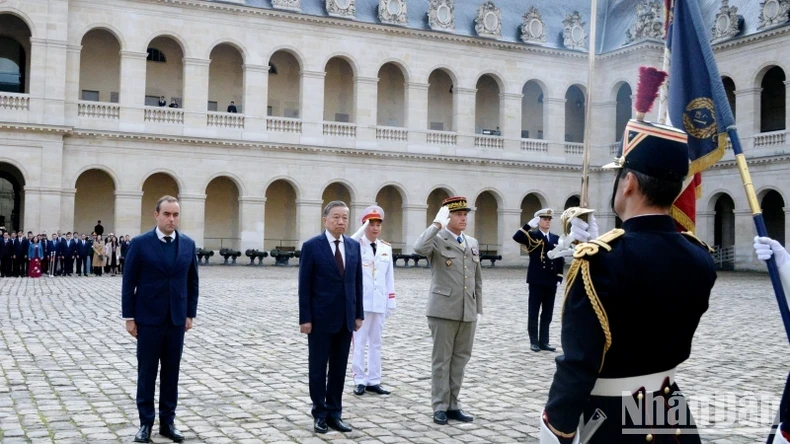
350, 205, 396, 396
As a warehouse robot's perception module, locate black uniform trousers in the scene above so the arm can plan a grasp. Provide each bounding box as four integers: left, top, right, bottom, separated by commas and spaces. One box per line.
136, 314, 185, 426
63, 256, 74, 275
307, 327, 352, 420
528, 283, 558, 346
582, 382, 700, 443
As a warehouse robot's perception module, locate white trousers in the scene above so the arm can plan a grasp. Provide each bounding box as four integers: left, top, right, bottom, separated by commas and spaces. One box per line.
352, 311, 385, 386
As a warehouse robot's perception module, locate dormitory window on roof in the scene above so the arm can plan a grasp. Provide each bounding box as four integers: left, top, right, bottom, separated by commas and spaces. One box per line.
146, 48, 166, 63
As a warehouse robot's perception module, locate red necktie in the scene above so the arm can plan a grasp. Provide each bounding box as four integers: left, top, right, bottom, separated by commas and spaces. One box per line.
334, 240, 344, 277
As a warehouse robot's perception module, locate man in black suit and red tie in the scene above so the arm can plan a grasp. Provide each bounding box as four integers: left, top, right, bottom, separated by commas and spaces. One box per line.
123, 195, 199, 443
298, 200, 364, 434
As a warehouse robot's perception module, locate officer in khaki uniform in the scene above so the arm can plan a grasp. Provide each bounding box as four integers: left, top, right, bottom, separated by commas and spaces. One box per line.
413, 196, 482, 426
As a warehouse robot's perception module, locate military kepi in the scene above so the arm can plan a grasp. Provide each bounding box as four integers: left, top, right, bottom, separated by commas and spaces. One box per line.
441, 196, 473, 212
603, 66, 690, 182
360, 205, 385, 224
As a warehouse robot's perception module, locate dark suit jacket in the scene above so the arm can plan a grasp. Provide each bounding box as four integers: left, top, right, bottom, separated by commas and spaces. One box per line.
78, 240, 92, 257
298, 232, 364, 333
121, 229, 199, 326
60, 239, 77, 257
1, 240, 12, 259
513, 226, 565, 286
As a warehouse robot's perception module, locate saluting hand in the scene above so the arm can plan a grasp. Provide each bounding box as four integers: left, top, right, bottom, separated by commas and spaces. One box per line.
433, 206, 450, 229
351, 220, 369, 241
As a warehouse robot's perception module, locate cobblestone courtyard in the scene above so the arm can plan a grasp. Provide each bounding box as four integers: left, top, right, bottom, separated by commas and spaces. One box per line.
0, 266, 787, 443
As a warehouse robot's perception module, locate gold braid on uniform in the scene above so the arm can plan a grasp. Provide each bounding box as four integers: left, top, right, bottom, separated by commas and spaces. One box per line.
560, 228, 623, 372
581, 260, 611, 372
518, 228, 544, 255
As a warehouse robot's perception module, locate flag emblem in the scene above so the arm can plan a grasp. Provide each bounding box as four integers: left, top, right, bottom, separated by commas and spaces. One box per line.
682, 98, 716, 139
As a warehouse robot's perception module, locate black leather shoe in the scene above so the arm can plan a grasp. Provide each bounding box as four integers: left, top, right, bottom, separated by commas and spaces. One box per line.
134, 424, 152, 443
354, 384, 365, 396
433, 411, 448, 425
447, 409, 474, 422
539, 343, 556, 352
366, 384, 391, 395
159, 423, 184, 442
326, 418, 352, 432
314, 418, 328, 434
530, 343, 540, 352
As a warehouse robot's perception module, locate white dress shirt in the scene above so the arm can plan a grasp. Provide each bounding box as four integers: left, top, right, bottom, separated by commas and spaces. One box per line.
325, 230, 345, 266
156, 226, 178, 243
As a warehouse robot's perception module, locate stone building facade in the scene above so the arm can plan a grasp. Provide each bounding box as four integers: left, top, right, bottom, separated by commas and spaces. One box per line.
0, 0, 788, 269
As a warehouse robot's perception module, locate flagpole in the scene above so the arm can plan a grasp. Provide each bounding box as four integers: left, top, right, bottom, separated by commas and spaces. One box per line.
579, 0, 598, 208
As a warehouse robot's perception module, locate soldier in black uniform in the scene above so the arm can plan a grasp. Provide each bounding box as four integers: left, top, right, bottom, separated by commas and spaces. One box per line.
540, 116, 717, 443
513, 208, 565, 352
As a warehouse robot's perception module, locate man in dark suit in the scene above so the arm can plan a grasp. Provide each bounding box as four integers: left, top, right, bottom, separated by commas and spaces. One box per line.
61, 232, 76, 276
122, 195, 199, 443
16, 231, 30, 277
95, 220, 104, 237
299, 200, 364, 434
78, 234, 92, 276
227, 101, 237, 113
513, 209, 565, 352
1, 232, 12, 277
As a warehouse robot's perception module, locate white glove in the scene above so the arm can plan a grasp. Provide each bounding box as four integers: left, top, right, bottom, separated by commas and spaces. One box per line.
528, 216, 540, 229
754, 236, 790, 268
433, 206, 450, 229
569, 215, 598, 243
547, 234, 576, 260
351, 220, 369, 241
386, 308, 394, 319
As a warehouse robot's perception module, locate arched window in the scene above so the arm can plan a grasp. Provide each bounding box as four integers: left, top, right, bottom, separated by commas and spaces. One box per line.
146, 48, 166, 63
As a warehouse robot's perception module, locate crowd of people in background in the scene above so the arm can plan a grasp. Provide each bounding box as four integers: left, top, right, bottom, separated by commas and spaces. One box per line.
0, 220, 131, 279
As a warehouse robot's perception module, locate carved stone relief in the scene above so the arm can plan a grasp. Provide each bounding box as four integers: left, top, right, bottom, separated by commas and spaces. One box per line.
624, 0, 664, 45
475, 1, 502, 40
520, 7, 546, 44
379, 0, 408, 26
326, 0, 355, 19
563, 11, 587, 51
712, 0, 743, 42
758, 0, 790, 30
428, 0, 455, 32
271, 0, 301, 12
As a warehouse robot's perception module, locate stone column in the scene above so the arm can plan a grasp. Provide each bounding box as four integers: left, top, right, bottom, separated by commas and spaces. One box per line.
239, 196, 266, 251
544, 96, 566, 157
695, 210, 715, 245
402, 204, 428, 254
734, 209, 755, 270
64, 44, 82, 124
735, 87, 761, 149
501, 92, 523, 152
592, 100, 617, 166
296, 199, 324, 246
242, 64, 269, 136
596, 210, 618, 234
354, 76, 379, 146
119, 50, 148, 130
300, 70, 326, 143
499, 208, 522, 264
59, 189, 76, 231
26, 187, 62, 234
785, 81, 790, 132
178, 193, 207, 248
454, 87, 476, 148
407, 82, 429, 144
114, 191, 143, 237
28, 38, 63, 124
182, 57, 211, 132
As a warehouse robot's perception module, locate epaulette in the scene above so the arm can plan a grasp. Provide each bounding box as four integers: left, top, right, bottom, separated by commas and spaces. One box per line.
379, 239, 391, 246
572, 228, 625, 259
681, 231, 713, 253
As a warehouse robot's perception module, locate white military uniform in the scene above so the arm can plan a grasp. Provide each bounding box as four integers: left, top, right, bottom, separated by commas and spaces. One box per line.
352, 234, 396, 386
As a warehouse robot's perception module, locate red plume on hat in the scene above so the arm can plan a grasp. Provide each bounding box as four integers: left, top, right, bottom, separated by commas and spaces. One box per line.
634, 66, 668, 121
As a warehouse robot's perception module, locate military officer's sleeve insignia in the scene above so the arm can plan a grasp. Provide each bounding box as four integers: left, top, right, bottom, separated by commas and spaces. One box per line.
681, 231, 713, 253
471, 247, 478, 255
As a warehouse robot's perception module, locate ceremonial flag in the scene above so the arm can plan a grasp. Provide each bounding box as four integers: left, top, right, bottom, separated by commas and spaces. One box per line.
663, 0, 735, 232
